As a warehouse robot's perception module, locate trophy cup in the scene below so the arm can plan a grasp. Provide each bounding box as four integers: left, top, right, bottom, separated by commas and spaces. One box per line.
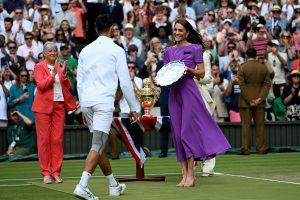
138, 78, 161, 116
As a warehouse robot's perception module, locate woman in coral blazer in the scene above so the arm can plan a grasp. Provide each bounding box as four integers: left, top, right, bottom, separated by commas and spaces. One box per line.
32, 42, 76, 184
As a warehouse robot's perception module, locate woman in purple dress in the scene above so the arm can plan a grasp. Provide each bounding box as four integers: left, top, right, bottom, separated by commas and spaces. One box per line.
163, 19, 231, 187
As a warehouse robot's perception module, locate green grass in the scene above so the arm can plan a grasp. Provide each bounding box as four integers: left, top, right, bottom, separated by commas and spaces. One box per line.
0, 153, 300, 200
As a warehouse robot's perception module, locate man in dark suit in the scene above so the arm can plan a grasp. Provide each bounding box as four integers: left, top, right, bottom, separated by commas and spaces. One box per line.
238, 48, 271, 155
100, 0, 124, 27
1, 41, 25, 75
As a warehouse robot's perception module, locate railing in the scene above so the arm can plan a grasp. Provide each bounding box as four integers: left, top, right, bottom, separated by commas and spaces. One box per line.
1, 121, 300, 156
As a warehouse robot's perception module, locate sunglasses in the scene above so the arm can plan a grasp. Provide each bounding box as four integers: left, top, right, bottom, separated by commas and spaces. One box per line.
208, 13, 214, 16
15, 12, 23, 15
47, 38, 54, 41
154, 2, 162, 5
9, 46, 17, 49
292, 74, 300, 78
228, 46, 235, 49
25, 37, 33, 40
20, 74, 28, 77
132, 2, 139, 6
272, 11, 281, 13
227, 11, 233, 14
57, 33, 64, 35
282, 35, 290, 38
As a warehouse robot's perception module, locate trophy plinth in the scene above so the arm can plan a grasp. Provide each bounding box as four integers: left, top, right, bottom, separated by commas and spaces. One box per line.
138, 78, 160, 116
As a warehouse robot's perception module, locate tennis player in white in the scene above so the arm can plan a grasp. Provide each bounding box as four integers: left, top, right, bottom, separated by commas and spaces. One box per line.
74, 14, 139, 200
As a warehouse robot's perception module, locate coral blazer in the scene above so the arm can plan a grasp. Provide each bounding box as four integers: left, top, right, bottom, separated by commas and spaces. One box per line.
32, 60, 77, 114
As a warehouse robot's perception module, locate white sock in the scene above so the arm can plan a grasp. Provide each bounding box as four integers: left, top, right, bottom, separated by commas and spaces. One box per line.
79, 171, 91, 188
106, 174, 118, 187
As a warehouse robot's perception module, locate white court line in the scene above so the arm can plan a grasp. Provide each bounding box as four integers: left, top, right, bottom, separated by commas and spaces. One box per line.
0, 183, 32, 187
1, 172, 300, 187
217, 172, 300, 186
0, 172, 183, 182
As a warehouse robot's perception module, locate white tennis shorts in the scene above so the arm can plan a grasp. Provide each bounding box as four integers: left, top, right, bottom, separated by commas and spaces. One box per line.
81, 104, 113, 134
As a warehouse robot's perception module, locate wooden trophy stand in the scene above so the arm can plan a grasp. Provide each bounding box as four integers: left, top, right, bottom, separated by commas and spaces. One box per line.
116, 115, 165, 182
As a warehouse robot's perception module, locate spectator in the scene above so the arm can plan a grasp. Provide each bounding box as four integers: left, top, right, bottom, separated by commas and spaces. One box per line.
226, 7, 239, 32
28, 69, 34, 84
224, 62, 241, 122
127, 44, 144, 74
1, 41, 25, 75
58, 43, 78, 96
149, 5, 172, 39
1, 67, 16, 90
6, 110, 35, 156
122, 23, 143, 57
266, 5, 288, 35
55, 29, 68, 52
0, 2, 9, 35
36, 4, 54, 39
157, 25, 171, 48
11, 7, 33, 46
54, 0, 77, 30
267, 39, 287, 98
265, 86, 276, 121
144, 37, 163, 80
247, 24, 272, 60
219, 41, 244, 74
3, 17, 15, 43
290, 6, 300, 29
59, 20, 77, 58
100, 0, 124, 27
17, 32, 42, 71
238, 48, 271, 155
0, 34, 6, 59
124, 0, 143, 37
200, 10, 218, 38
279, 31, 293, 70
0, 69, 8, 127
111, 23, 126, 49
283, 68, 300, 121
258, 0, 273, 18
273, 85, 286, 121
119, 61, 143, 117
3, 0, 25, 14
69, 0, 87, 52
169, 0, 196, 23
209, 64, 229, 122
192, 0, 215, 23
7, 68, 35, 122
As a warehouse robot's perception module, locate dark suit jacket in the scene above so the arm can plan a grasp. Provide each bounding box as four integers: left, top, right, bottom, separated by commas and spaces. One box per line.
238, 59, 271, 108
1, 55, 25, 75
100, 1, 124, 27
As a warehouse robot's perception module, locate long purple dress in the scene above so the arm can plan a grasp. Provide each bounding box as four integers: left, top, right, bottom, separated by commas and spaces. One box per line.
163, 44, 231, 163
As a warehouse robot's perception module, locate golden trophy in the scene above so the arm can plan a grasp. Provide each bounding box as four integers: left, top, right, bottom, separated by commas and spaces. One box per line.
138, 78, 161, 116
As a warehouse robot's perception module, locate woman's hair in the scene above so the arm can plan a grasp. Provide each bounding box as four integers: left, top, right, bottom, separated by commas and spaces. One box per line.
55, 29, 67, 42
60, 20, 72, 34
149, 37, 161, 52
174, 19, 204, 47
43, 41, 58, 52
16, 67, 29, 87
1, 69, 14, 81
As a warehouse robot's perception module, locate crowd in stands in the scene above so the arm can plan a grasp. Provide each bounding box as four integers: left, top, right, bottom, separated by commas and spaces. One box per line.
0, 0, 300, 157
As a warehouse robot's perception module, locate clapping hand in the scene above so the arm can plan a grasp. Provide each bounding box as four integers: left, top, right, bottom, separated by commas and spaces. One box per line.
61, 61, 68, 74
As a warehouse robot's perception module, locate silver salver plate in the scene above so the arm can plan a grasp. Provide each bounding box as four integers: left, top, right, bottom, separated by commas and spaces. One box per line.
155, 61, 185, 86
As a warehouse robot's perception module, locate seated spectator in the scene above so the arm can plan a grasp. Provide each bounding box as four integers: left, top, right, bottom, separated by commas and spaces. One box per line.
290, 6, 300, 29
157, 26, 171, 48
119, 61, 143, 117
122, 23, 143, 57
0, 70, 9, 127
127, 44, 144, 74
123, 0, 142, 38
200, 10, 218, 38
149, 5, 172, 39
265, 86, 276, 121
283, 68, 300, 121
17, 32, 42, 71
7, 68, 35, 121
224, 62, 241, 122
225, 7, 239, 32
273, 85, 286, 121
6, 110, 35, 156
111, 24, 125, 49
3, 17, 15, 43
1, 41, 25, 75
1, 67, 16, 90
55, 29, 67, 52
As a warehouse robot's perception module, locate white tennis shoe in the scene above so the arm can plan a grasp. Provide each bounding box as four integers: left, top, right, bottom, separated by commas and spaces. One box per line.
73, 184, 99, 200
109, 183, 126, 196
